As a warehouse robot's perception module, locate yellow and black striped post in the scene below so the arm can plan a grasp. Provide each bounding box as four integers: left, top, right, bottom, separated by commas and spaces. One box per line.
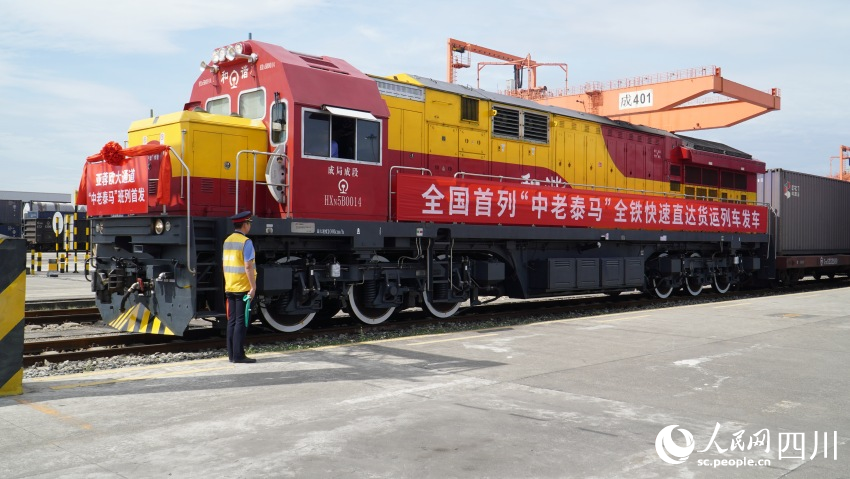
29, 250, 35, 275
37, 252, 42, 272
0, 238, 26, 396
72, 212, 79, 273
64, 214, 71, 270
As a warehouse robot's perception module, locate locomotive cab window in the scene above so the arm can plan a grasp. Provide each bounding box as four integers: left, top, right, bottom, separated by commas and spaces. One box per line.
270, 101, 287, 145
302, 107, 381, 163
239, 88, 266, 120
206, 96, 230, 115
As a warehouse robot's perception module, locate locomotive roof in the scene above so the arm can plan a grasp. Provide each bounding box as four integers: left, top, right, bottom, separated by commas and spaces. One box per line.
391, 75, 751, 159
675, 134, 752, 159
405, 75, 675, 137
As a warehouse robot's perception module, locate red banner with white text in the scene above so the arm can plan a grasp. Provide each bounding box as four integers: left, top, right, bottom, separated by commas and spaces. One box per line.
85, 156, 149, 216
395, 174, 768, 234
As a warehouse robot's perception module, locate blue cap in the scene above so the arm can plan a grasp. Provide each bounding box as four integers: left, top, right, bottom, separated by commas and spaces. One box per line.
229, 211, 253, 224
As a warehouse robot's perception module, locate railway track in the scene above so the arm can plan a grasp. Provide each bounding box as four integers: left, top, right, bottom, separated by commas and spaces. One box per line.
23, 278, 850, 369
25, 307, 101, 327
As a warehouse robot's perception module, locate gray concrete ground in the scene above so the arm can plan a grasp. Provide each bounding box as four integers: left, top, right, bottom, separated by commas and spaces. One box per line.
23, 254, 94, 302
3, 286, 849, 478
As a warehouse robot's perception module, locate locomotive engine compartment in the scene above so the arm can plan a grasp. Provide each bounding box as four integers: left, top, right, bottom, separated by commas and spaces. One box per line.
80, 39, 849, 337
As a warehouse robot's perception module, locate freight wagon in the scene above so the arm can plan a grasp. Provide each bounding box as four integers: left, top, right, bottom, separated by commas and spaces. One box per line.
759, 169, 850, 282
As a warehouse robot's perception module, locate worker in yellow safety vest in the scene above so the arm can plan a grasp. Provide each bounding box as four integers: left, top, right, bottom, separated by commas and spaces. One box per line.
223, 211, 258, 363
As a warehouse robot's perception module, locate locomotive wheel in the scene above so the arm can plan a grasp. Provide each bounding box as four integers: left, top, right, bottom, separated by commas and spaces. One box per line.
683, 253, 703, 296
684, 276, 703, 296
651, 277, 674, 299
422, 290, 462, 319
347, 284, 396, 325
259, 304, 315, 333
712, 274, 731, 294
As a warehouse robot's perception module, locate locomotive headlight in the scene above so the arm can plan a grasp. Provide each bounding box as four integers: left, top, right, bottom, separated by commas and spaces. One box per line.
95, 222, 104, 234
154, 219, 165, 235
164, 220, 172, 232
211, 49, 220, 63
233, 42, 244, 54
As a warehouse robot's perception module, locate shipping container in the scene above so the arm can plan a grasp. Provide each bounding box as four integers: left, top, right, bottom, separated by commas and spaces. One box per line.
21, 201, 75, 216
22, 217, 90, 250
0, 223, 22, 238
0, 199, 22, 225
24, 211, 60, 220
23, 218, 58, 250
759, 169, 850, 255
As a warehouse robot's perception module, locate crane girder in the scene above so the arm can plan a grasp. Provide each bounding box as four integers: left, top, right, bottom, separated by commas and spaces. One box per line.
538, 71, 780, 132
606, 100, 779, 132
444, 38, 780, 132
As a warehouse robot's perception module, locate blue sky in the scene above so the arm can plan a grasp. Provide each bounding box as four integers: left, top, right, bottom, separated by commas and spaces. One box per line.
1, 0, 848, 194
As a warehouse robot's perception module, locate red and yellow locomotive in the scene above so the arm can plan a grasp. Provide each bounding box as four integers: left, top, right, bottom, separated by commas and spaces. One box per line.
81, 39, 774, 336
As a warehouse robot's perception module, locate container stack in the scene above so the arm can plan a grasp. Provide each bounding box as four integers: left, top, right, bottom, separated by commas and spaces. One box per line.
0, 200, 22, 238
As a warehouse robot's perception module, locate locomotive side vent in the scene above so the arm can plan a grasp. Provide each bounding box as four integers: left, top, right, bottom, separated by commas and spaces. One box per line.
523, 112, 549, 143
493, 106, 520, 138
201, 179, 215, 194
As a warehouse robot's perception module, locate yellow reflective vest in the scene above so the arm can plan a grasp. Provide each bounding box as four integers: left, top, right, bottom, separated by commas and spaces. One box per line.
223, 232, 255, 293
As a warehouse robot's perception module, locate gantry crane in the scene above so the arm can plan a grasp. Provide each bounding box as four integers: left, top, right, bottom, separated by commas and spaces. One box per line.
446, 38, 781, 132
830, 145, 850, 181
447, 38, 567, 98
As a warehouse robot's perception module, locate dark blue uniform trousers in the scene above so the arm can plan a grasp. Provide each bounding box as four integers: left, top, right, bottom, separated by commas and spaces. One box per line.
226, 293, 249, 361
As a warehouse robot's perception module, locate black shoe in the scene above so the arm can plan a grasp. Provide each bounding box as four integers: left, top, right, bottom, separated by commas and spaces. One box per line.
234, 357, 257, 363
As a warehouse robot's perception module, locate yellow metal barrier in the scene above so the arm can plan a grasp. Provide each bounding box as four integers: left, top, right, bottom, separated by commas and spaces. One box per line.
0, 238, 26, 396
47, 258, 58, 277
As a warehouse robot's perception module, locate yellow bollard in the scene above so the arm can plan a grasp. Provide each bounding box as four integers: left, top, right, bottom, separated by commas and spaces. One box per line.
37, 252, 42, 272
48, 258, 58, 277
0, 238, 26, 396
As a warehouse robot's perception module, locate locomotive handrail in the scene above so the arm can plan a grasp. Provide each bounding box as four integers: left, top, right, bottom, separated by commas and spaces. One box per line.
166, 146, 194, 275
388, 167, 432, 221
234, 150, 291, 218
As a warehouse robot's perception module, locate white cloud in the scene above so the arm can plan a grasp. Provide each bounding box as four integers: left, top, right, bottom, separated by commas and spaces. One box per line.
0, 0, 320, 54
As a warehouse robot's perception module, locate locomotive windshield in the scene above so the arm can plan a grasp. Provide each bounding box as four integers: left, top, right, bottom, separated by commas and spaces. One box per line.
238, 88, 265, 119
206, 96, 230, 115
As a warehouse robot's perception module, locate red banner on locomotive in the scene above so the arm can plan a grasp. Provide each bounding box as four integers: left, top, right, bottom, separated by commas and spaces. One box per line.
395, 174, 767, 234
84, 156, 149, 216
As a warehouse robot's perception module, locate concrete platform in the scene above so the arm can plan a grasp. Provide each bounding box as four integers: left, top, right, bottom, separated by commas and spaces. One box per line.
24, 254, 94, 302
3, 287, 850, 478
